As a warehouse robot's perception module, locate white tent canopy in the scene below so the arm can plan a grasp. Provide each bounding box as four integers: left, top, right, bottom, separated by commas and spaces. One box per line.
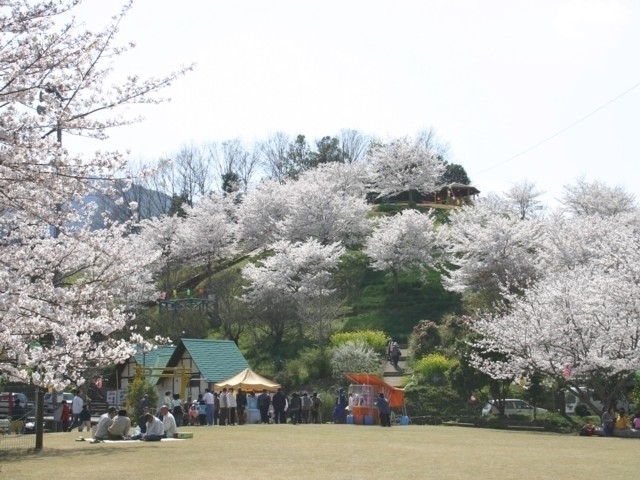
214, 368, 280, 392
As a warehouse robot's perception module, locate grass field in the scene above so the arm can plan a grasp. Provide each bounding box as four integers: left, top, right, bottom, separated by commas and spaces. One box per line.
1, 424, 637, 480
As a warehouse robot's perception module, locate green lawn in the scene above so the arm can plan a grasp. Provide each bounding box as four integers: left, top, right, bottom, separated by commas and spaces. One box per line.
1, 424, 636, 480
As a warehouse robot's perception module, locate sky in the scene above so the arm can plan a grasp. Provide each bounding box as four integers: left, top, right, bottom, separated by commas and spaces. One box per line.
69, 0, 640, 208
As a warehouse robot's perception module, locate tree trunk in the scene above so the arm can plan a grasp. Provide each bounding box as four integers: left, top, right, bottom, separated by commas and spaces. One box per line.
392, 269, 399, 296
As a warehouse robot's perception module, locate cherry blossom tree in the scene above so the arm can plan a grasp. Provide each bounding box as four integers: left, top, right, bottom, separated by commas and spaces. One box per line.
137, 213, 183, 291
236, 163, 370, 250
440, 199, 545, 306
172, 193, 238, 271
504, 179, 545, 220
364, 209, 440, 295
561, 178, 636, 217
0, 0, 190, 389
235, 179, 291, 250
278, 164, 371, 246
241, 239, 345, 348
468, 263, 640, 411
366, 137, 446, 202
466, 200, 640, 410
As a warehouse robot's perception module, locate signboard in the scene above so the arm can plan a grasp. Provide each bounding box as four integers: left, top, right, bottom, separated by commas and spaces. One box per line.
106, 389, 127, 407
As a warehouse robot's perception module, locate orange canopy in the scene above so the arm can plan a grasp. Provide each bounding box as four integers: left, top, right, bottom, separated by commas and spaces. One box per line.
344, 373, 404, 408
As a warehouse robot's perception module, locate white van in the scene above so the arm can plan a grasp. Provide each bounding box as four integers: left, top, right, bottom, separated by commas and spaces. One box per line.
565, 387, 632, 415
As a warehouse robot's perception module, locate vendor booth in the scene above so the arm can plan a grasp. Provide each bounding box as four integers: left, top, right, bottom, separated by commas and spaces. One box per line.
344, 373, 405, 425
215, 368, 281, 424
214, 368, 280, 392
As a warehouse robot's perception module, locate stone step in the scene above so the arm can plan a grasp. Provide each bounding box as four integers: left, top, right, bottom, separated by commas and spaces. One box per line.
383, 371, 407, 377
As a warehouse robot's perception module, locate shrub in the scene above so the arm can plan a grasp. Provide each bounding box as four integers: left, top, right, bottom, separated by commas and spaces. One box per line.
534, 413, 580, 433
408, 319, 441, 360
404, 385, 468, 422
413, 353, 458, 386
126, 377, 159, 420
330, 330, 388, 354
330, 341, 381, 378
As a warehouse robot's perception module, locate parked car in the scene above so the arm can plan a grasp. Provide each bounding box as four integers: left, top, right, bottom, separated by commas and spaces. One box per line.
0, 392, 30, 418
565, 386, 633, 415
43, 392, 75, 414
482, 399, 548, 416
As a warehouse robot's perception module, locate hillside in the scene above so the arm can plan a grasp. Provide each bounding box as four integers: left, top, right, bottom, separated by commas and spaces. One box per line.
147, 242, 462, 351
337, 254, 462, 342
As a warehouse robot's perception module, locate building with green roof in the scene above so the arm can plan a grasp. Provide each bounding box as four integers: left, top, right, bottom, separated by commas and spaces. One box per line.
118, 338, 248, 405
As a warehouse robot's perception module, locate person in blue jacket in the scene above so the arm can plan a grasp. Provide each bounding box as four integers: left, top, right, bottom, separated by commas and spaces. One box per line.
332, 389, 347, 423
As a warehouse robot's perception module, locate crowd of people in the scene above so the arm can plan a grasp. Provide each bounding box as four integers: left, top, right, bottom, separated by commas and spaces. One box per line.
61, 385, 396, 443
197, 388, 324, 426
135, 387, 395, 427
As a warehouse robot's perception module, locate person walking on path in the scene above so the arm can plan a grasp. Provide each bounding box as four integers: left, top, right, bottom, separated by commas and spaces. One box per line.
390, 341, 401, 368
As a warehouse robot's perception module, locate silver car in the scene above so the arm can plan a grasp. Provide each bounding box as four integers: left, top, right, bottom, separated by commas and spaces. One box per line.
482, 399, 548, 416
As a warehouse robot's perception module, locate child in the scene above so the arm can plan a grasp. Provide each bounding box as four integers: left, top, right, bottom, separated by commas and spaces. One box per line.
61, 400, 71, 432
79, 404, 92, 432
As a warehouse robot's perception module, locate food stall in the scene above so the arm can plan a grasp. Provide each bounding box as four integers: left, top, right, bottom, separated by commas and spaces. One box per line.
344, 373, 405, 425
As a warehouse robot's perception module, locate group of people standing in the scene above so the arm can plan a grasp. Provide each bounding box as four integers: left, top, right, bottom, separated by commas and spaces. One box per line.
260, 389, 323, 424
200, 387, 248, 426
133, 384, 395, 431
53, 390, 92, 433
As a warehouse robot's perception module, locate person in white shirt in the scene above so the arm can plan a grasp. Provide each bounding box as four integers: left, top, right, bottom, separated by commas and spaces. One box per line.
107, 409, 131, 440
204, 389, 214, 426
71, 390, 84, 431
143, 414, 164, 441
227, 388, 237, 425
219, 389, 228, 426
93, 407, 117, 441
159, 405, 178, 438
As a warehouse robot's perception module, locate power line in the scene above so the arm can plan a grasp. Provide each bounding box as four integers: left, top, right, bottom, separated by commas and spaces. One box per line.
472, 78, 640, 177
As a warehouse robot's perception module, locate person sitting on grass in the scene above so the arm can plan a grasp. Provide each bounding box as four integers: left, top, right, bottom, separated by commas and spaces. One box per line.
93, 407, 117, 441
142, 414, 164, 441
632, 412, 640, 430
107, 409, 131, 440
615, 408, 630, 431
138, 406, 150, 434
159, 404, 178, 438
